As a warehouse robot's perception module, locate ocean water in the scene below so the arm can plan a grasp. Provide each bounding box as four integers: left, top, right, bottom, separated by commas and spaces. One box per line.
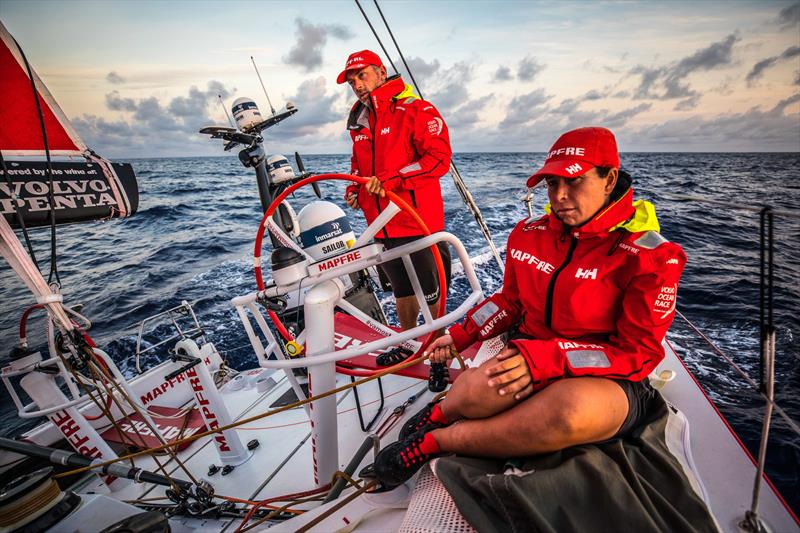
1, 152, 798, 514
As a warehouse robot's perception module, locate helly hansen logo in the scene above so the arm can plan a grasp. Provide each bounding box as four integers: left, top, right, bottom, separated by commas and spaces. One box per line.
380, 127, 391, 135
565, 163, 584, 175
354, 134, 368, 142
546, 147, 585, 160
510, 248, 554, 273
575, 267, 597, 280
666, 258, 679, 265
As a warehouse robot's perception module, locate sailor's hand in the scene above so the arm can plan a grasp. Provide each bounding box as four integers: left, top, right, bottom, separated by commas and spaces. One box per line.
424, 334, 457, 364
365, 176, 386, 197
346, 192, 359, 209
485, 345, 533, 400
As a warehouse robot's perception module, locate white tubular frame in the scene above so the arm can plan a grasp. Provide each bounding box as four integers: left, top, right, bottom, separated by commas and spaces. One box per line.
232, 232, 483, 371
231, 295, 312, 418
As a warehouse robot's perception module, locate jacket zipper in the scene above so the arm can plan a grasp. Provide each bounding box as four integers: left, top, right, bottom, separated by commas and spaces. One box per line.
544, 236, 578, 329
368, 104, 390, 240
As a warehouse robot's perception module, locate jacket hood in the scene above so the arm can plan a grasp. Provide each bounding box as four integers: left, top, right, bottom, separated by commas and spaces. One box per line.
543, 170, 660, 238
347, 76, 416, 130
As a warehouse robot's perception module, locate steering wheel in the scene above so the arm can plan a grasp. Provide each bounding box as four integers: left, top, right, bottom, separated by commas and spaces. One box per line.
253, 174, 447, 374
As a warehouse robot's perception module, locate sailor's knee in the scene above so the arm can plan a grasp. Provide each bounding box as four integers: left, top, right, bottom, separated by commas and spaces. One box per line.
448, 367, 492, 411
540, 392, 587, 438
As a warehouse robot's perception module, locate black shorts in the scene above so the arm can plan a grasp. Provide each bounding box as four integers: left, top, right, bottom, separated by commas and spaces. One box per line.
375, 236, 452, 305
612, 379, 660, 438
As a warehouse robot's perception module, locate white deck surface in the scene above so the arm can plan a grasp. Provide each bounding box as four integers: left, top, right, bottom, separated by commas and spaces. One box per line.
65, 341, 798, 532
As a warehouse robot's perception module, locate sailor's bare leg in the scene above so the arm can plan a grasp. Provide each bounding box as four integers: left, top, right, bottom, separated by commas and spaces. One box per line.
435, 369, 629, 457
396, 296, 441, 331
396, 295, 420, 331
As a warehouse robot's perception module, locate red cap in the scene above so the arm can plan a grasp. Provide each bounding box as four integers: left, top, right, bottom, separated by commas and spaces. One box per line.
527, 127, 620, 187
336, 50, 384, 84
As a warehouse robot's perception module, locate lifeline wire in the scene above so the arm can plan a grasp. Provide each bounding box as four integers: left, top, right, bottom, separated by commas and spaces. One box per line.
54, 352, 433, 479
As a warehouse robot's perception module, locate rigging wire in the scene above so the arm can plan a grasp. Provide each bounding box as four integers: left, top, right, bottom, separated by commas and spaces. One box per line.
53, 351, 432, 479
12, 34, 61, 286
353, 0, 399, 76
357, 0, 506, 274
675, 311, 799, 436
372, 0, 421, 98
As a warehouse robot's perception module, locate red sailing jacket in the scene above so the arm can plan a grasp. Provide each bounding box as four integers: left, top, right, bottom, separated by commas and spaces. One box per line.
345, 76, 452, 238
449, 181, 687, 390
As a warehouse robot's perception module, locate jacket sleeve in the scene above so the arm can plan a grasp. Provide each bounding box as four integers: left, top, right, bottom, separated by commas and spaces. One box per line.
512, 243, 687, 390
378, 102, 452, 192
449, 232, 523, 352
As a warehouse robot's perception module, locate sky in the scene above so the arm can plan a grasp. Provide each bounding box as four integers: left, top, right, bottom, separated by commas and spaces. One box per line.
2, 0, 799, 157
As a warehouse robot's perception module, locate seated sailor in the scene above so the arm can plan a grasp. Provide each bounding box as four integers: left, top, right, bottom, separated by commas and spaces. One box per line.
372, 126, 688, 487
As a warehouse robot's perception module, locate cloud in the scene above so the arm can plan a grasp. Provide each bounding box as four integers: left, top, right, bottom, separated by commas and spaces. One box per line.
632, 33, 739, 100
551, 88, 611, 115
425, 61, 475, 114
775, 2, 800, 31
168, 80, 232, 118
629, 93, 800, 150
602, 103, 653, 128
493, 84, 651, 146
283, 18, 353, 72
493, 65, 513, 82
273, 76, 343, 137
105, 91, 137, 112
106, 71, 125, 85
498, 88, 552, 128
517, 56, 545, 82
446, 94, 494, 130
746, 46, 800, 85
73, 115, 135, 139
393, 56, 441, 84
72, 80, 236, 157
674, 95, 700, 111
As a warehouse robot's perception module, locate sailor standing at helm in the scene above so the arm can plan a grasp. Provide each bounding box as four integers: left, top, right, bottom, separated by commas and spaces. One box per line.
371, 127, 689, 489
337, 49, 453, 391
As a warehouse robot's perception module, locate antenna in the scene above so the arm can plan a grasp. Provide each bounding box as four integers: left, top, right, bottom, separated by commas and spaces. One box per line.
251, 56, 276, 116
218, 95, 235, 128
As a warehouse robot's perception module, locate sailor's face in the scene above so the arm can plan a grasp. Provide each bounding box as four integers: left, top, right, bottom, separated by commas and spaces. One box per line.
545, 168, 618, 227
347, 66, 387, 104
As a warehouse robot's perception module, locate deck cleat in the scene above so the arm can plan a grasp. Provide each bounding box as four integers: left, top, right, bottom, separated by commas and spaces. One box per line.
247, 439, 260, 451
207, 464, 220, 476
221, 465, 235, 476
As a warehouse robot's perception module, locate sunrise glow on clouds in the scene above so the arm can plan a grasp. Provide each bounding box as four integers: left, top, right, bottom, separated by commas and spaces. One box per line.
2, 0, 798, 157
